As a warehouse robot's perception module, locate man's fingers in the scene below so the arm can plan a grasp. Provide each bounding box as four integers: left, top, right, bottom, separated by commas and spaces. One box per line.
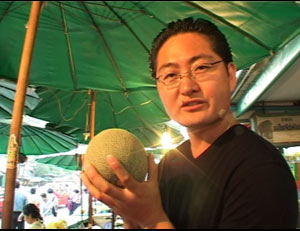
83, 163, 122, 198
106, 155, 138, 191
80, 171, 114, 206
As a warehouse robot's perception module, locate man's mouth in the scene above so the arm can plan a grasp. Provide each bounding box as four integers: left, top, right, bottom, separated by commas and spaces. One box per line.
185, 102, 200, 106
182, 99, 205, 107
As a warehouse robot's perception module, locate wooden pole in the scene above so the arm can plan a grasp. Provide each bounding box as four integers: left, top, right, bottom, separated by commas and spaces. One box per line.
1, 1, 42, 229
88, 91, 96, 229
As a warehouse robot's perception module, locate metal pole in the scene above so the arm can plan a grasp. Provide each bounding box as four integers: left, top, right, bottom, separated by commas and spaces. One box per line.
1, 1, 42, 229
112, 211, 116, 229
88, 91, 96, 229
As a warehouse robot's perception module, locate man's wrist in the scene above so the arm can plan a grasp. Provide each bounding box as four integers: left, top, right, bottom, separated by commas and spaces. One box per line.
142, 214, 174, 229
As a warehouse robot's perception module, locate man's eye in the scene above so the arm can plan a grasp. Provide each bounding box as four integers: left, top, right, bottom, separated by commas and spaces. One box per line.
195, 65, 210, 71
163, 73, 177, 80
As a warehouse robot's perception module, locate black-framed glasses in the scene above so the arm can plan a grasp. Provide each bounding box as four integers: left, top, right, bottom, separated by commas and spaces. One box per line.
156, 60, 223, 88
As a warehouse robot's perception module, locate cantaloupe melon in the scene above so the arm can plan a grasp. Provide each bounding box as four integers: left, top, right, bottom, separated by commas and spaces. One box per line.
85, 128, 148, 186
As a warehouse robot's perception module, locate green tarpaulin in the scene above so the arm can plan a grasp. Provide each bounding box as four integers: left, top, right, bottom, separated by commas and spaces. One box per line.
0, 122, 77, 155
36, 154, 81, 170
0, 1, 300, 146
29, 87, 185, 147
1, 1, 299, 91
0, 79, 40, 118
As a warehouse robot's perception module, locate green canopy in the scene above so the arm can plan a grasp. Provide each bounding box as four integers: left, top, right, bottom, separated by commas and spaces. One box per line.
36, 154, 81, 171
0, 122, 77, 155
1, 1, 299, 148
0, 79, 40, 119
29, 87, 184, 147
46, 122, 184, 148
0, 1, 299, 91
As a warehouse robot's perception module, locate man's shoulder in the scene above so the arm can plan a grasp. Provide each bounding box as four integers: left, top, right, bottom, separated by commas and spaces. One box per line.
225, 125, 291, 175
225, 124, 279, 154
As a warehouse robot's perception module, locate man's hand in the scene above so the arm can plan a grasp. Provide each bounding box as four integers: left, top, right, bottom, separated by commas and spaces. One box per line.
81, 153, 173, 229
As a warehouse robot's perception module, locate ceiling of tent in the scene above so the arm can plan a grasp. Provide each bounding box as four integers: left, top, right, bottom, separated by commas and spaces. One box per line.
29, 87, 184, 147
0, 1, 299, 92
0, 1, 299, 145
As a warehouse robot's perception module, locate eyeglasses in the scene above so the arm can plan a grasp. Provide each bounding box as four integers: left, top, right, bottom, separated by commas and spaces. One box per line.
155, 60, 223, 88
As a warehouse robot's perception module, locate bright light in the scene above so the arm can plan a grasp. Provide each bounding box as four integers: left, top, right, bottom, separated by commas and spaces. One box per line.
166, 120, 189, 141
161, 131, 173, 148
179, 126, 189, 140
284, 146, 300, 156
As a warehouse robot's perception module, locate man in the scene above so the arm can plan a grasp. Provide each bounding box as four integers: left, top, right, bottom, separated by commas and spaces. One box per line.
39, 193, 52, 218
27, 188, 39, 206
69, 189, 81, 215
46, 188, 58, 217
81, 17, 298, 229
13, 181, 28, 229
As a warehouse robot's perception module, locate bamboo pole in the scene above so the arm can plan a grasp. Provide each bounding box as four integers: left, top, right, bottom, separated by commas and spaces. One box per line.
88, 91, 96, 229
1, 1, 42, 229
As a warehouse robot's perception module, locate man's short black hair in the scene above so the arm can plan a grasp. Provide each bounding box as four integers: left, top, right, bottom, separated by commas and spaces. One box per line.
149, 17, 233, 79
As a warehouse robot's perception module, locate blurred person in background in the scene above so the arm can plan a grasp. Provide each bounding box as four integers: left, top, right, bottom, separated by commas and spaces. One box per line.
39, 193, 52, 218
27, 188, 40, 207
69, 189, 81, 215
46, 188, 58, 217
13, 181, 28, 229
22, 203, 45, 229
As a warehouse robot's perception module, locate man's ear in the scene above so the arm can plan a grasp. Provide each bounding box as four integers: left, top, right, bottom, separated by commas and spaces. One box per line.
228, 62, 237, 93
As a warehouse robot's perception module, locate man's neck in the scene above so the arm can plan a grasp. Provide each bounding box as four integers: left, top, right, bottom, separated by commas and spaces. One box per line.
187, 113, 238, 158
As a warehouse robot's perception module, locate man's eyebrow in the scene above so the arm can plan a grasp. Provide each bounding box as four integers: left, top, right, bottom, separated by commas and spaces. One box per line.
189, 55, 215, 64
157, 54, 216, 73
157, 63, 179, 73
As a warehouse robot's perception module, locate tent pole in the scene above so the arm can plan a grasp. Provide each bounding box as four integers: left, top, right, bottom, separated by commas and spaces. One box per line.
88, 91, 96, 229
1, 1, 42, 229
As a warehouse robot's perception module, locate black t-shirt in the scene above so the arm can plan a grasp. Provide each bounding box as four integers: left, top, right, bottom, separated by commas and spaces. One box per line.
158, 125, 298, 229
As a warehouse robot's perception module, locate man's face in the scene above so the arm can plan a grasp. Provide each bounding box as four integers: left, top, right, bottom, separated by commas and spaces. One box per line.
156, 32, 236, 130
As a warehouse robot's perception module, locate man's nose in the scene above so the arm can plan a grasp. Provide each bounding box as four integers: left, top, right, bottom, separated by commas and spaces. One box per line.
179, 74, 200, 95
